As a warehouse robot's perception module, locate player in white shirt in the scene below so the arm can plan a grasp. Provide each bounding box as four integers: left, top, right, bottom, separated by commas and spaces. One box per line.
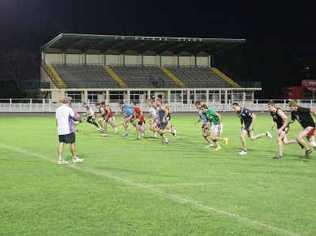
56, 98, 84, 164
83, 104, 104, 132
148, 99, 159, 138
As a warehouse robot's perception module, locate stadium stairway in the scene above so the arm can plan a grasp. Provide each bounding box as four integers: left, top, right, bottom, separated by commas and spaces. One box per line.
160, 67, 186, 88
44, 64, 66, 89
105, 66, 128, 88
211, 67, 240, 88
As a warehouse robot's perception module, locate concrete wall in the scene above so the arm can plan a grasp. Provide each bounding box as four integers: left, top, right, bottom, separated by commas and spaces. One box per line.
86, 54, 103, 65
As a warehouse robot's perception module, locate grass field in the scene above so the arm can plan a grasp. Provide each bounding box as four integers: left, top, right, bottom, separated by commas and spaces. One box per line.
0, 114, 315, 236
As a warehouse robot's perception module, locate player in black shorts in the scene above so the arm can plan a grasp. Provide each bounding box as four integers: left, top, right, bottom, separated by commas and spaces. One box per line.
83, 104, 104, 132
232, 103, 272, 155
268, 101, 296, 159
288, 100, 316, 157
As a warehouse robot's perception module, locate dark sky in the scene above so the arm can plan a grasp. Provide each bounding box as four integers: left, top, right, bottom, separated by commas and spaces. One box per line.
0, 0, 315, 97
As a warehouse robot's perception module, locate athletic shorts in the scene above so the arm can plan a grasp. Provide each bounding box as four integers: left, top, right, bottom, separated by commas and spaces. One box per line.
159, 121, 168, 130
87, 116, 95, 123
305, 127, 316, 138
242, 122, 253, 136
58, 132, 76, 144
124, 115, 134, 122
211, 124, 222, 136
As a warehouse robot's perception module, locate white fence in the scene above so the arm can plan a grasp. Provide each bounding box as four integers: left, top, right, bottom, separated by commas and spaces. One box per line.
0, 99, 316, 113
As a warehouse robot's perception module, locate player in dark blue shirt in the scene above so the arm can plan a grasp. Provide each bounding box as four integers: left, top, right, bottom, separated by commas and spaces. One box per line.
232, 103, 272, 155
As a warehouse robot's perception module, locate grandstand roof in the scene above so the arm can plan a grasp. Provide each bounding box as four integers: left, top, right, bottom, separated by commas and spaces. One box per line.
42, 33, 246, 55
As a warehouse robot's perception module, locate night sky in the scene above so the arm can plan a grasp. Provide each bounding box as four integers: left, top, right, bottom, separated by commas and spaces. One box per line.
0, 0, 315, 97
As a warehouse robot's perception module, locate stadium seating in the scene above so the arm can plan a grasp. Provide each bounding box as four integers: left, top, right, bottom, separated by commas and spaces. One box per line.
111, 66, 178, 88
53, 65, 119, 88
166, 66, 233, 88
50, 64, 236, 89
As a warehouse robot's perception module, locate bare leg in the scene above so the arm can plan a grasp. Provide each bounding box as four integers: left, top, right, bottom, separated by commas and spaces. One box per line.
58, 142, 64, 161
70, 143, 77, 160
250, 133, 266, 140
240, 130, 247, 151
297, 130, 311, 151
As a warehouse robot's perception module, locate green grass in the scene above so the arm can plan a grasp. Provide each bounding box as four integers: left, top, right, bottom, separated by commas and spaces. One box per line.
0, 114, 315, 236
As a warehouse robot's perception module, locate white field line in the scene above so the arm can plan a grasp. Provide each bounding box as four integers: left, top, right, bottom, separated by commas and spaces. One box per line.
147, 182, 221, 187
0, 143, 300, 236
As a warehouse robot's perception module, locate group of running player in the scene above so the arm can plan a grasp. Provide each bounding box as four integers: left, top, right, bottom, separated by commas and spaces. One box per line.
195, 99, 316, 159
81, 97, 316, 159
82, 97, 176, 144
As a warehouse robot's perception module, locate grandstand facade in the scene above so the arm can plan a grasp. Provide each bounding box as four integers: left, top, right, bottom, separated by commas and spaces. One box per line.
40, 33, 260, 107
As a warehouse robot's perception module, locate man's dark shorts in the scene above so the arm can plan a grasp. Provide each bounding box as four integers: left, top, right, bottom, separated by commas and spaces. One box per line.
58, 132, 76, 144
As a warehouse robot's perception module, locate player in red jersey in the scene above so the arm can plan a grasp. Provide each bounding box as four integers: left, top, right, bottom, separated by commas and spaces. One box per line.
133, 104, 146, 139
103, 104, 117, 134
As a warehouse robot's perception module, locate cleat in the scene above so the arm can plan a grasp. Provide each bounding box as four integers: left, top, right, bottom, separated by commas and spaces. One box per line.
73, 157, 84, 163
305, 149, 313, 158
239, 150, 248, 156
206, 143, 214, 148
171, 128, 177, 136
266, 131, 273, 139
273, 155, 283, 160
57, 160, 68, 165
213, 146, 222, 151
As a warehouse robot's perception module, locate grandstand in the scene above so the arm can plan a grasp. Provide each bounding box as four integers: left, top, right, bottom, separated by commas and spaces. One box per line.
40, 33, 261, 107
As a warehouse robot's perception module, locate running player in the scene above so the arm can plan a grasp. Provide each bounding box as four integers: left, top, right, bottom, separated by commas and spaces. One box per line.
201, 104, 228, 151
148, 99, 159, 137
121, 102, 135, 137
155, 99, 172, 144
133, 104, 146, 139
164, 103, 177, 136
195, 101, 212, 147
232, 103, 272, 155
103, 103, 117, 134
288, 100, 316, 157
268, 101, 296, 159
83, 104, 104, 132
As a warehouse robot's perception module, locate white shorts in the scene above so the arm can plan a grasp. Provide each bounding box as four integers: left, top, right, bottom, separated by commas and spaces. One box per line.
211, 124, 223, 136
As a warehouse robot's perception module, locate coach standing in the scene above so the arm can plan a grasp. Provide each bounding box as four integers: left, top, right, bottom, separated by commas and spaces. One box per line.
56, 97, 83, 164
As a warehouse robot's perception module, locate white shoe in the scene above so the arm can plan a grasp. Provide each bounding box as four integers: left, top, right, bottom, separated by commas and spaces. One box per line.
57, 160, 68, 165
239, 150, 248, 156
206, 143, 214, 148
171, 128, 177, 136
73, 157, 84, 163
266, 131, 272, 139
163, 137, 169, 144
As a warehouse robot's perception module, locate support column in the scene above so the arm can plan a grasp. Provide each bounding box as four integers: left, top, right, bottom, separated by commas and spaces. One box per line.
181, 90, 184, 104
193, 90, 197, 104
187, 90, 190, 104
167, 90, 171, 104
106, 90, 110, 103
243, 92, 246, 101
219, 90, 221, 103
127, 90, 130, 103
83, 90, 88, 103
206, 90, 209, 104
147, 90, 151, 100
224, 90, 228, 105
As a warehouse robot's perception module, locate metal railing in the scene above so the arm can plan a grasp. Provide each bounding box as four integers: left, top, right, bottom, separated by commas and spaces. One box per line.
0, 98, 315, 113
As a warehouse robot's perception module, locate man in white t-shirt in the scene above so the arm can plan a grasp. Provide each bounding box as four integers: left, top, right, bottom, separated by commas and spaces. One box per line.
56, 97, 83, 164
